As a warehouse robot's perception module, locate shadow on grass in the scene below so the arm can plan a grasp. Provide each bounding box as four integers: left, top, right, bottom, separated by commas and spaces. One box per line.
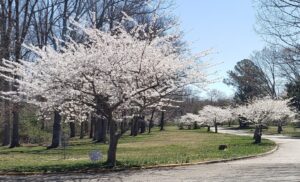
0, 161, 142, 173
0, 148, 107, 156
0, 146, 47, 154
225, 126, 255, 130
0, 145, 105, 155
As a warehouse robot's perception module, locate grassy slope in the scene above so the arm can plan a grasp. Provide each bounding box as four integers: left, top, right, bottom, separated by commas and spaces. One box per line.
0, 126, 275, 173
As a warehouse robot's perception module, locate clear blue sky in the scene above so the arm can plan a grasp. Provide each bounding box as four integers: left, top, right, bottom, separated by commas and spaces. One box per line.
174, 0, 265, 98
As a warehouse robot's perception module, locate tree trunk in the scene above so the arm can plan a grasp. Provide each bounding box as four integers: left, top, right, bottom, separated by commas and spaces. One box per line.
107, 119, 110, 134
61, 0, 68, 43
238, 120, 243, 128
93, 117, 107, 143
277, 122, 283, 134
253, 125, 262, 144
238, 117, 248, 128
2, 100, 10, 146
130, 116, 139, 136
120, 121, 128, 135
214, 118, 218, 133
47, 111, 61, 149
160, 111, 165, 131
207, 126, 210, 132
84, 120, 89, 135
9, 104, 20, 148
96, 118, 107, 143
140, 119, 146, 133
69, 122, 76, 138
80, 122, 84, 139
130, 119, 134, 136
93, 117, 99, 141
148, 120, 152, 134
0, 0, 16, 147
41, 119, 45, 130
134, 117, 139, 136
90, 115, 95, 139
94, 97, 107, 142
148, 108, 155, 133
106, 116, 119, 167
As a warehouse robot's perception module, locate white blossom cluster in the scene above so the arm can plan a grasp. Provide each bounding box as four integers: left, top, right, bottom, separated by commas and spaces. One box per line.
199, 105, 233, 126
177, 98, 296, 129
177, 113, 206, 128
232, 98, 296, 124
0, 23, 210, 123
177, 106, 232, 129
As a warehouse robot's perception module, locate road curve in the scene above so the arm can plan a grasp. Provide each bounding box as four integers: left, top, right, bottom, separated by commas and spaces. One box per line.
1, 129, 300, 182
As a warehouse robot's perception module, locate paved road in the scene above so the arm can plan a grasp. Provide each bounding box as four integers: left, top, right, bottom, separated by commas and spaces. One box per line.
1, 129, 300, 182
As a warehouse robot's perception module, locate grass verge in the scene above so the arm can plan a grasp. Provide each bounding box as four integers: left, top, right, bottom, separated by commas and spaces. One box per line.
0, 126, 275, 173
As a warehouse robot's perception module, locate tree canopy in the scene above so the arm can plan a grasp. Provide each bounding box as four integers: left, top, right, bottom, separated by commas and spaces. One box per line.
224, 59, 269, 103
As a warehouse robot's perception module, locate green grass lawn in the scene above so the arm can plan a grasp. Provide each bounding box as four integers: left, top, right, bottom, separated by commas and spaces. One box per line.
225, 124, 300, 137
0, 126, 275, 173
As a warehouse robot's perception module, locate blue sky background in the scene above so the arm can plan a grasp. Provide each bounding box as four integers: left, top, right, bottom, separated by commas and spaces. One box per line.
174, 0, 266, 98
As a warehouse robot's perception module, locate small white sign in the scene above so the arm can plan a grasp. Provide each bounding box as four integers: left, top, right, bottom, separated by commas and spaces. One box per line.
89, 150, 102, 162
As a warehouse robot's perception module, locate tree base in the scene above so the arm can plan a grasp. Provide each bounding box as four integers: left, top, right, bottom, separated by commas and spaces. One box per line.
46, 144, 59, 150
9, 143, 20, 148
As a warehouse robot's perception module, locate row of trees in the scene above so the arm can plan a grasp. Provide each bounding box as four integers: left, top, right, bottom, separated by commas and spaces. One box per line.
0, 11, 210, 168
178, 98, 296, 143
178, 106, 234, 133
0, 0, 181, 149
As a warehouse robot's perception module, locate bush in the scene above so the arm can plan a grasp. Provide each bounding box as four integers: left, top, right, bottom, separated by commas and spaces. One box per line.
177, 122, 200, 130
178, 123, 184, 130
20, 120, 51, 145
20, 109, 51, 145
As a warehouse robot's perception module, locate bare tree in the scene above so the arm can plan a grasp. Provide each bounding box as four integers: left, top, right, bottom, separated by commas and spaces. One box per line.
251, 47, 284, 98
0, 0, 14, 146
207, 89, 226, 105
255, 0, 300, 49
0, 0, 38, 148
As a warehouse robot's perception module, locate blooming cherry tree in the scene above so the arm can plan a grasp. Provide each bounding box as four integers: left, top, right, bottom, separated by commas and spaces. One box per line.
177, 113, 206, 129
233, 99, 295, 124
232, 98, 296, 143
199, 105, 233, 133
0, 23, 210, 166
